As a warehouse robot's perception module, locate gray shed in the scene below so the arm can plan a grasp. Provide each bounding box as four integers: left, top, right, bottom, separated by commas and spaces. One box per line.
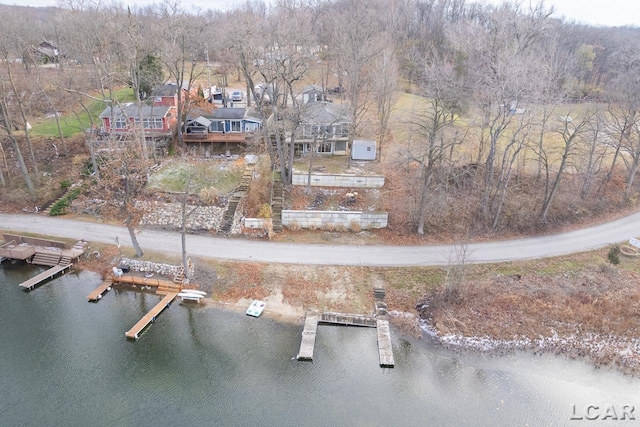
351, 139, 377, 160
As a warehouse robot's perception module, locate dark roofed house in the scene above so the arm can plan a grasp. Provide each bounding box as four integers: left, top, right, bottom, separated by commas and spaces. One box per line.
183, 107, 262, 154
299, 84, 324, 104
151, 84, 179, 107
35, 41, 60, 63
294, 101, 351, 156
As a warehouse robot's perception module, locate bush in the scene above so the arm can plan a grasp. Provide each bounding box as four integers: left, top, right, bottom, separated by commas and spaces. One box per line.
608, 245, 621, 265
49, 188, 82, 216
60, 180, 71, 190
257, 204, 272, 219
199, 186, 220, 205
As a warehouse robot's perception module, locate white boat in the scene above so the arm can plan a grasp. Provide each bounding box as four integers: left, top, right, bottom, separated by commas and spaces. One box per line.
177, 292, 204, 302
246, 300, 266, 317
180, 290, 207, 296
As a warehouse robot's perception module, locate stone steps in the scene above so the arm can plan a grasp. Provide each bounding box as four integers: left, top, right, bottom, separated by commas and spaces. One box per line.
271, 171, 283, 232
220, 164, 255, 234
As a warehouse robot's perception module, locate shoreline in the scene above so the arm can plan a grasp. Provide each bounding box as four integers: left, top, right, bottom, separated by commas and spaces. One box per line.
420, 321, 640, 377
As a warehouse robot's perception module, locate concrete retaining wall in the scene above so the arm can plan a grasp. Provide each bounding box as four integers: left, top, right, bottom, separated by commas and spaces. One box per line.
292, 173, 385, 188
282, 210, 388, 230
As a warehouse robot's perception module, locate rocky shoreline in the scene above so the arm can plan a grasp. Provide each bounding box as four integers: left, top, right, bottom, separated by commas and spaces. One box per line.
420, 321, 640, 376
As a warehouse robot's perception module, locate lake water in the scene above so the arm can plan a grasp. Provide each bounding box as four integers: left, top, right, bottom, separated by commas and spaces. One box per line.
1, 262, 638, 426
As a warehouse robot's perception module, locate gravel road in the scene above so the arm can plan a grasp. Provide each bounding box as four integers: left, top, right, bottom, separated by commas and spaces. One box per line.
1, 212, 639, 266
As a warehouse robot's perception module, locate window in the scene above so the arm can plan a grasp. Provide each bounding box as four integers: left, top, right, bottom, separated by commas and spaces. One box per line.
336, 123, 349, 137
114, 118, 127, 129
317, 141, 332, 153
230, 121, 242, 132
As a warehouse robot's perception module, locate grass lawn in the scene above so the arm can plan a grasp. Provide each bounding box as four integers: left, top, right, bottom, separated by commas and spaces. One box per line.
30, 87, 136, 138
148, 159, 245, 194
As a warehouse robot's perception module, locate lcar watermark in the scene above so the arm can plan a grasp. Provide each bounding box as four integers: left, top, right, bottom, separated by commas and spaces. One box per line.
571, 404, 635, 421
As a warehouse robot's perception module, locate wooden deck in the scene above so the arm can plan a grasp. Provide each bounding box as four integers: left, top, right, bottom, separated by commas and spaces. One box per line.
87, 279, 113, 301
125, 292, 179, 339
0, 242, 36, 260
112, 275, 179, 288
296, 312, 319, 361
18, 264, 71, 291
183, 132, 246, 144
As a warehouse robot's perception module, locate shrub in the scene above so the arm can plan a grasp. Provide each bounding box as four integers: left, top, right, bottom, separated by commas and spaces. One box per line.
199, 186, 220, 205
60, 180, 71, 190
257, 203, 272, 219
349, 220, 362, 233
608, 245, 621, 265
49, 188, 82, 216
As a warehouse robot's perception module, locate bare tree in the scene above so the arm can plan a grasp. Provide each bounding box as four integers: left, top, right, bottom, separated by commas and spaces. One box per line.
540, 111, 594, 222
577, 110, 608, 199
93, 138, 149, 257
372, 43, 398, 162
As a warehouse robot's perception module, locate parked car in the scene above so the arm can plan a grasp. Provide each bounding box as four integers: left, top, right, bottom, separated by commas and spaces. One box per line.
231, 91, 243, 102
328, 86, 345, 95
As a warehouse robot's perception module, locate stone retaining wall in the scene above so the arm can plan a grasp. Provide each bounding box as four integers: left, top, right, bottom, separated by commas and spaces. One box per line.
282, 210, 388, 230
139, 202, 225, 231
119, 257, 195, 278
292, 173, 385, 188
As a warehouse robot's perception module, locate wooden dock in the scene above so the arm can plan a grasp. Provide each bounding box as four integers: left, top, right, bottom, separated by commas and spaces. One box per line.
112, 275, 178, 288
376, 319, 395, 367
320, 312, 377, 327
296, 288, 395, 367
125, 292, 179, 339
18, 264, 71, 291
87, 278, 113, 301
296, 312, 319, 361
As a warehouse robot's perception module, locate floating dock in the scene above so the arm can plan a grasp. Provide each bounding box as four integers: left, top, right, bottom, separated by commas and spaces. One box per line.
125, 292, 179, 339
296, 288, 395, 367
18, 264, 71, 291
87, 278, 113, 301
296, 312, 319, 361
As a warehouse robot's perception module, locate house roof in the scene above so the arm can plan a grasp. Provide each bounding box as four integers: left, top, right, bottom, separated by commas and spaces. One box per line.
300, 84, 323, 94
189, 107, 247, 121
300, 102, 350, 125
151, 84, 178, 97
193, 116, 212, 127
99, 104, 172, 120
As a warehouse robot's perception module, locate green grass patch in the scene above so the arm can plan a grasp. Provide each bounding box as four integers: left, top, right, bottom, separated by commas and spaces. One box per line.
148, 160, 245, 194
30, 87, 136, 138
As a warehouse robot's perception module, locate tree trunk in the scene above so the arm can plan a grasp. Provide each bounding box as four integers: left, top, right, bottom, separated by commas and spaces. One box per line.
126, 222, 144, 258
306, 135, 317, 194
181, 192, 189, 281
417, 162, 434, 235
7, 63, 39, 177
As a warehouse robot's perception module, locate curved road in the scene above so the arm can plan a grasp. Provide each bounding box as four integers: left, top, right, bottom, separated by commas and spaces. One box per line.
1, 212, 639, 267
